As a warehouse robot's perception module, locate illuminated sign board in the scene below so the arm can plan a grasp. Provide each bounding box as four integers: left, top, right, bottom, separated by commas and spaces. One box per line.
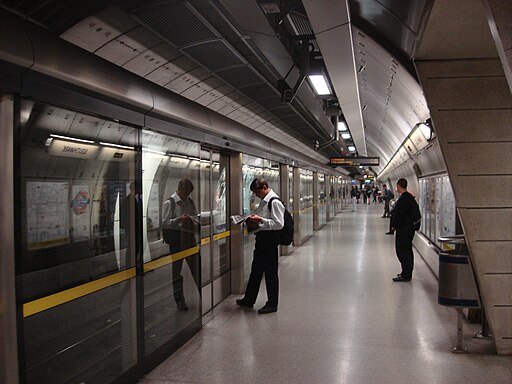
329, 157, 380, 166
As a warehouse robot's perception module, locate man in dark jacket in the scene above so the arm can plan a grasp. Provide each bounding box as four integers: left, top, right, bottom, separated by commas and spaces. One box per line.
390, 178, 420, 282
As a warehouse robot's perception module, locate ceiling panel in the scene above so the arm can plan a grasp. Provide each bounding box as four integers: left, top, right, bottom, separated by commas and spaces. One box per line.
123, 42, 181, 77
181, 75, 224, 100
194, 84, 233, 106
353, 26, 429, 168
165, 67, 211, 93
95, 26, 162, 66
60, 9, 137, 51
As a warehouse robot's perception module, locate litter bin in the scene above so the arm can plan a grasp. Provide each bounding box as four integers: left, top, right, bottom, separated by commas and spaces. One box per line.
438, 235, 480, 353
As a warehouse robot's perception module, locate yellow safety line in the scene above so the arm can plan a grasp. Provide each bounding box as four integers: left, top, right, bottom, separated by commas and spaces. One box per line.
201, 237, 211, 245
213, 230, 230, 241
143, 246, 199, 273
23, 268, 136, 318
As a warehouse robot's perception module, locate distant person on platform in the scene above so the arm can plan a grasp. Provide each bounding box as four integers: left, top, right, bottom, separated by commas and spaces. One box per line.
390, 178, 420, 282
236, 177, 285, 314
350, 186, 357, 212
381, 184, 394, 218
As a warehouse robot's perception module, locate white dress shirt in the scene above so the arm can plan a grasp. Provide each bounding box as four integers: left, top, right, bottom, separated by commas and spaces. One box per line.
255, 189, 285, 231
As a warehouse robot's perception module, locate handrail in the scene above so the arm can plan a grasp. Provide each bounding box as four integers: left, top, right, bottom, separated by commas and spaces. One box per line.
438, 235, 466, 245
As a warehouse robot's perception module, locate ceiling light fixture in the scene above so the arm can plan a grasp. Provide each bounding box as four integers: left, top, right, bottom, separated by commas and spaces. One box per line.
308, 75, 331, 95
337, 120, 348, 131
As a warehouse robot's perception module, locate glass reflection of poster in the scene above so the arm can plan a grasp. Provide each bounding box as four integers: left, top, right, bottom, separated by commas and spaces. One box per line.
214, 167, 226, 232
26, 180, 70, 249
147, 182, 159, 231
71, 183, 91, 240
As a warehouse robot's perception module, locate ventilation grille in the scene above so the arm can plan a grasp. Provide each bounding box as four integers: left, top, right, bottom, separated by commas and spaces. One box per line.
216, 66, 262, 88
184, 40, 244, 71
239, 84, 276, 100
211, 0, 247, 37
134, 2, 217, 48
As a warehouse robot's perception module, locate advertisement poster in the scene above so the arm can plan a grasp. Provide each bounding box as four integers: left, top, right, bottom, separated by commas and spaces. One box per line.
441, 176, 456, 237
27, 180, 70, 249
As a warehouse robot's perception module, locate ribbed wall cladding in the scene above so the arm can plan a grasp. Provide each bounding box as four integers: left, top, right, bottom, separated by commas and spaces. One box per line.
134, 2, 217, 48
184, 40, 243, 71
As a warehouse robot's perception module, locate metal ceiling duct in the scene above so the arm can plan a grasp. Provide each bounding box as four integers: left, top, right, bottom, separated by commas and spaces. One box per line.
302, 0, 367, 156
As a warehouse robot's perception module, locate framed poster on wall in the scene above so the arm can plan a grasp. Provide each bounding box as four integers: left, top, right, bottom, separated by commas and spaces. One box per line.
26, 180, 70, 249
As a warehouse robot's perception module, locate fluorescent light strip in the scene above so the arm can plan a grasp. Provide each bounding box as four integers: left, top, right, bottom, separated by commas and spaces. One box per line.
341, 133, 351, 140
99, 142, 135, 150
337, 121, 348, 131
143, 148, 167, 156
308, 75, 331, 95
348, 146, 356, 152
50, 134, 94, 144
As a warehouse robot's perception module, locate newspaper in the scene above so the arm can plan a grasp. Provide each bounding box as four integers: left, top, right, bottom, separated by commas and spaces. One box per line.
230, 214, 260, 233
230, 214, 249, 225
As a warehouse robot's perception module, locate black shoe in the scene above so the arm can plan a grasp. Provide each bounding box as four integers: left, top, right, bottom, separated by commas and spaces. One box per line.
381, 215, 387, 218
392, 276, 411, 282
385, 231, 394, 235
236, 298, 253, 308
258, 304, 277, 314
176, 300, 188, 311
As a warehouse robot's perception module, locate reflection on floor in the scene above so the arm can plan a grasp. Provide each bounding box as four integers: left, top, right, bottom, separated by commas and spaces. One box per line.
140, 204, 512, 384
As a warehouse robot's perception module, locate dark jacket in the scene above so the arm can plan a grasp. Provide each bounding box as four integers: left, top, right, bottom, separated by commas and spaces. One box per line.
390, 191, 418, 230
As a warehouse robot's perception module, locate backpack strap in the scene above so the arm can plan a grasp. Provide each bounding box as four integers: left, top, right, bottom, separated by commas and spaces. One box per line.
267, 196, 284, 211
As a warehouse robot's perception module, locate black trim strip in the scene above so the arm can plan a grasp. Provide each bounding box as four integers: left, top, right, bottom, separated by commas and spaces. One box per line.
438, 297, 479, 307
439, 254, 469, 264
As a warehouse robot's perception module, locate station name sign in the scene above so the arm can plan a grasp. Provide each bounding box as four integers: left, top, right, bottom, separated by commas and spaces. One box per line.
329, 157, 380, 166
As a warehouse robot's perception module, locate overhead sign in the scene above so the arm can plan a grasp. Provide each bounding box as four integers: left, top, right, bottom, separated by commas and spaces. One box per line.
330, 157, 380, 166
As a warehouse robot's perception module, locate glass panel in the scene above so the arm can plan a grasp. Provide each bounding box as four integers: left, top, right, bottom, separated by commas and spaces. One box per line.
200, 149, 212, 289
418, 175, 457, 247
299, 169, 313, 240
17, 99, 139, 384
141, 131, 201, 355
23, 280, 137, 384
212, 152, 230, 278
441, 176, 457, 238
318, 174, 326, 227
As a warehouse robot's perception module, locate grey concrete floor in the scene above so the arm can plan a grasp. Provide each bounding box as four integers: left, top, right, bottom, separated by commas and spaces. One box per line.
140, 204, 512, 384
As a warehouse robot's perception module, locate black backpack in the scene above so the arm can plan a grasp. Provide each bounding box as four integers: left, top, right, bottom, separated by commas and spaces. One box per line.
268, 197, 294, 245
412, 199, 422, 231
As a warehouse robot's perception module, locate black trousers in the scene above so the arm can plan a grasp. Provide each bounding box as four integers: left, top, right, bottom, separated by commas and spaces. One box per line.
170, 246, 200, 304
383, 200, 390, 216
395, 227, 415, 278
244, 231, 279, 307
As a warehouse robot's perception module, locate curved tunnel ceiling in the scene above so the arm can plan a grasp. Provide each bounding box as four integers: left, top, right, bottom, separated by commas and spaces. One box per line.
0, 0, 434, 176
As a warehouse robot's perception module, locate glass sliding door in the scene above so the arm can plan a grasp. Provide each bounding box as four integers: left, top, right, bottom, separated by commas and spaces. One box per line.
318, 174, 327, 227
200, 149, 230, 314
141, 131, 201, 356
16, 99, 139, 384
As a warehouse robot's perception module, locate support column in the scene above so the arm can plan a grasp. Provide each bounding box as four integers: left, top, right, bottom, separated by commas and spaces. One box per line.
313, 172, 319, 231
0, 94, 19, 384
484, 0, 512, 92
229, 153, 244, 294
415, 0, 512, 355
